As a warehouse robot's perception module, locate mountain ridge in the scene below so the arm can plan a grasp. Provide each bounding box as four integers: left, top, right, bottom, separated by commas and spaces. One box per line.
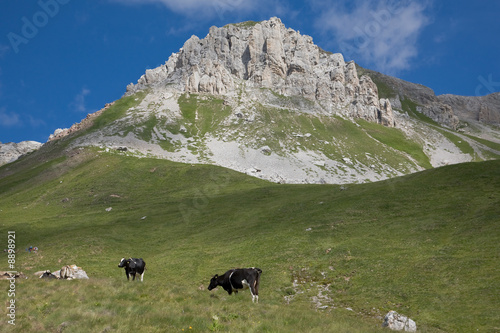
357, 66, 500, 130
2, 17, 499, 181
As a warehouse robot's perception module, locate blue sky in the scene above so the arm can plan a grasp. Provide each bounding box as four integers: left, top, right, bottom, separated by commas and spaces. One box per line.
0, 0, 499, 143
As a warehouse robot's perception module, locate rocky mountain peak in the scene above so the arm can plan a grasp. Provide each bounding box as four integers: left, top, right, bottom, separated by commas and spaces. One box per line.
127, 17, 395, 127
46, 17, 497, 185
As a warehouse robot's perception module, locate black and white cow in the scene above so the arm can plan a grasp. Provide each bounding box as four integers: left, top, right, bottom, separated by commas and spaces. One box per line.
118, 257, 146, 281
208, 267, 262, 303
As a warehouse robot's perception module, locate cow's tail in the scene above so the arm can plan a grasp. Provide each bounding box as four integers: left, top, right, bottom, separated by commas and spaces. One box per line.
253, 268, 262, 301
255, 268, 262, 287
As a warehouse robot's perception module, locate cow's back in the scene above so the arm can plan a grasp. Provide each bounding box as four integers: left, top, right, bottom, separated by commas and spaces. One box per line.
135, 258, 146, 273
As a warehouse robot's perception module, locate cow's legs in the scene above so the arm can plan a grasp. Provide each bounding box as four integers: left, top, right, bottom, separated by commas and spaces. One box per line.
251, 280, 259, 303
140, 271, 144, 282
249, 288, 258, 303
249, 284, 256, 303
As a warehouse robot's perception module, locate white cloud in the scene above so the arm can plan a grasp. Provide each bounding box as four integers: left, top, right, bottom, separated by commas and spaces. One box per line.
315, 0, 431, 74
70, 88, 91, 113
0, 107, 21, 127
111, 0, 258, 18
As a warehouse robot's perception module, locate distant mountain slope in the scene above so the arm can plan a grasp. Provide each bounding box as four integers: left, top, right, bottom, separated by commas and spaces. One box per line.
438, 92, 500, 125
357, 66, 500, 130
7, 17, 499, 182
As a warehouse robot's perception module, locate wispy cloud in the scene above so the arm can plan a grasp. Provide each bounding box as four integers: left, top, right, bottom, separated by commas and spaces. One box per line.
314, 0, 431, 74
165, 22, 198, 36
110, 0, 258, 19
0, 106, 46, 132
27, 115, 46, 128
70, 87, 91, 113
0, 107, 21, 127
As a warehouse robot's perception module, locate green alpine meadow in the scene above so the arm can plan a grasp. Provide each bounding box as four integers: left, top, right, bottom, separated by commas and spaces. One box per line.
1, 142, 498, 332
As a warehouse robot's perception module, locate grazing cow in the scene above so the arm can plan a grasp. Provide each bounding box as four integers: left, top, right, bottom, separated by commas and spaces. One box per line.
208, 267, 262, 303
118, 258, 146, 281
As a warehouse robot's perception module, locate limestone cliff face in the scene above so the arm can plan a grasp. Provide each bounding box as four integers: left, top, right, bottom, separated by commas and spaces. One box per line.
0, 141, 42, 166
438, 93, 500, 125
127, 17, 395, 127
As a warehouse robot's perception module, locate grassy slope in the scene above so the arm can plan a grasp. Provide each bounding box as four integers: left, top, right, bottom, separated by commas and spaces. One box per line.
174, 92, 425, 176
357, 119, 432, 169
0, 149, 499, 332
356, 66, 500, 162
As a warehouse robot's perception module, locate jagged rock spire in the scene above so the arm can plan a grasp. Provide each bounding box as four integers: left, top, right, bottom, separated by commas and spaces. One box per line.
127, 17, 395, 126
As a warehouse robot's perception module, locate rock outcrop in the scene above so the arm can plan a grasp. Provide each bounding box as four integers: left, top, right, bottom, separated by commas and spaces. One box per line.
358, 67, 500, 129
417, 102, 459, 129
382, 311, 417, 332
49, 102, 114, 142
0, 141, 42, 166
127, 17, 395, 127
34, 265, 89, 280
53, 264, 89, 280
438, 92, 500, 125
0, 271, 27, 280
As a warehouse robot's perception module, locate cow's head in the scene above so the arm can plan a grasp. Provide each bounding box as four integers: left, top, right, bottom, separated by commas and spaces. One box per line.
118, 258, 128, 268
208, 274, 219, 291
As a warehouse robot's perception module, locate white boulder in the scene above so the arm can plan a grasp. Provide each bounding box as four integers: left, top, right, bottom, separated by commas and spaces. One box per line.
382, 311, 417, 332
